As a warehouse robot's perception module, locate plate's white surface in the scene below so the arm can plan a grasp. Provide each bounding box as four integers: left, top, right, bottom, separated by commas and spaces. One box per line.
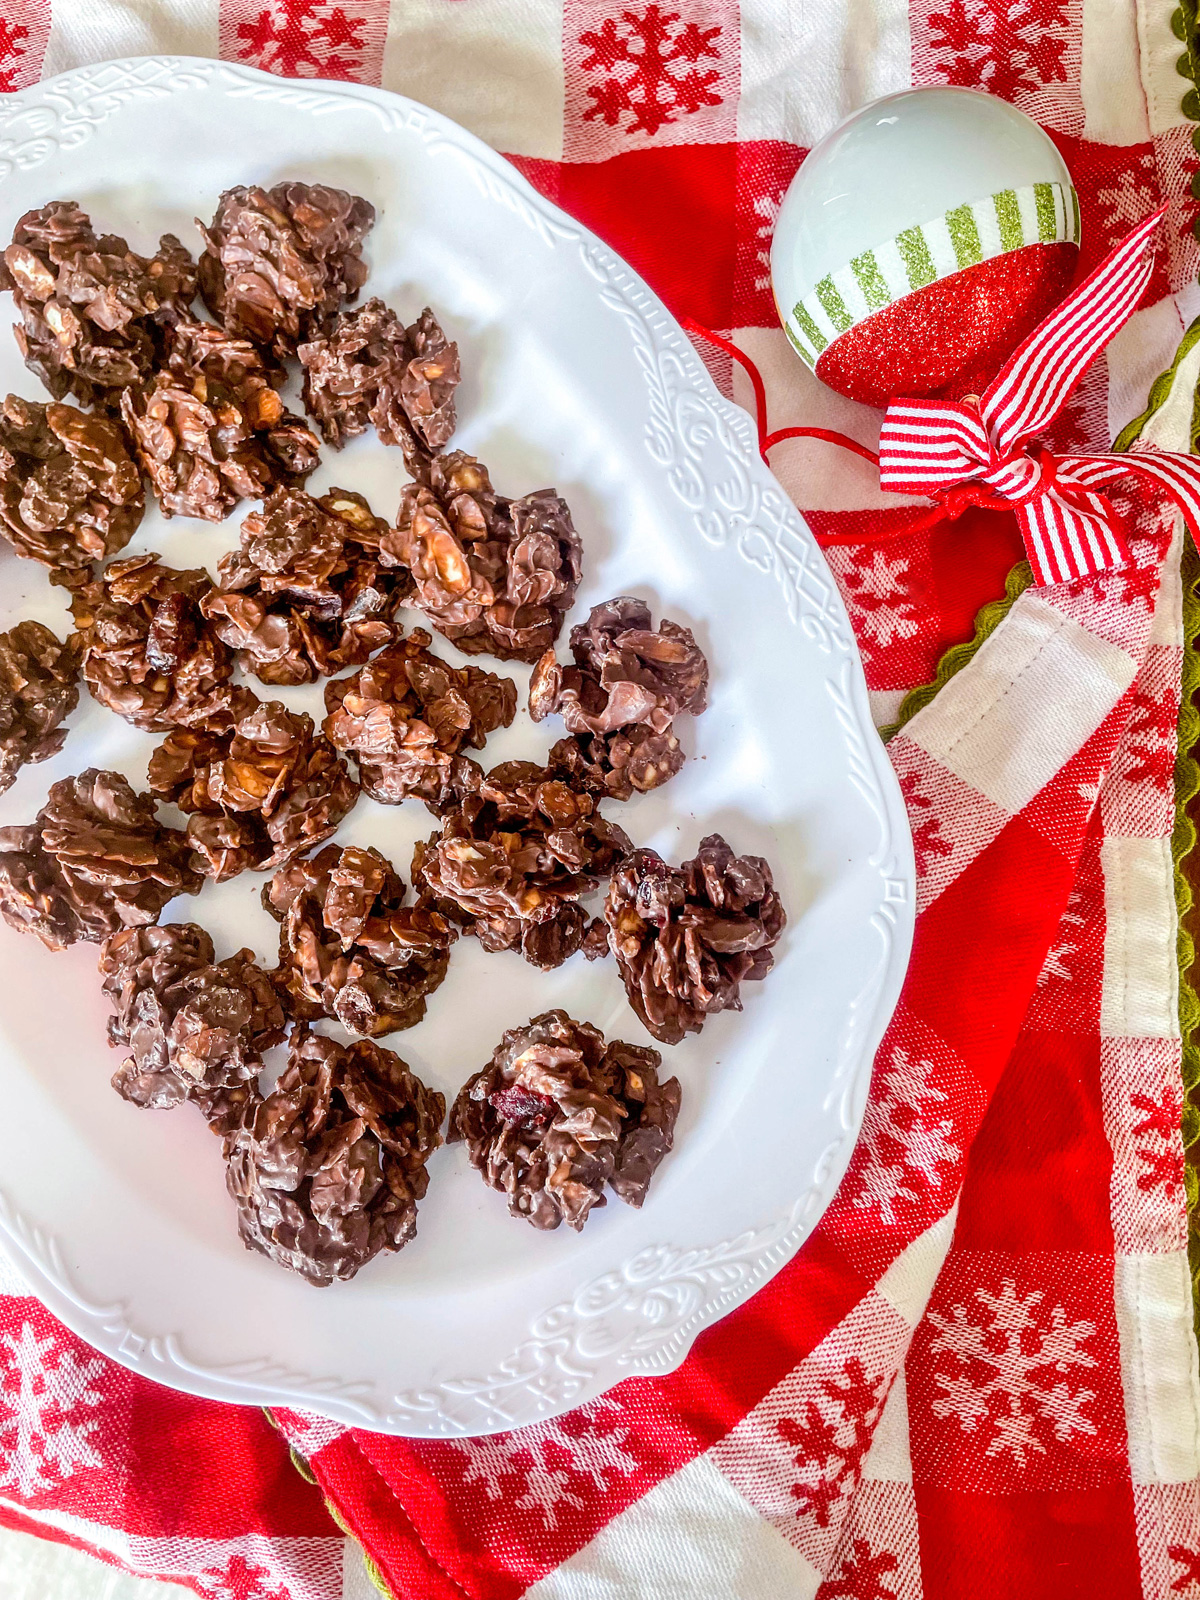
0, 57, 914, 1437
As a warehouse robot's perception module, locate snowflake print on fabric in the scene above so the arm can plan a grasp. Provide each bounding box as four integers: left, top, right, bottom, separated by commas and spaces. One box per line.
923, 0, 1070, 104
447, 1400, 638, 1530
1131, 1088, 1185, 1201
579, 5, 723, 137
733, 144, 804, 327
196, 1555, 287, 1600
1073, 559, 1162, 615
844, 1045, 961, 1226
1174, 138, 1200, 257
196, 1554, 289, 1600
0, 19, 29, 91
751, 191, 781, 293
820, 1538, 900, 1600
1036, 885, 1086, 989
1040, 358, 1107, 456
898, 772, 954, 879
840, 551, 921, 665
1123, 688, 1178, 793
927, 1280, 1097, 1464
0, 1323, 106, 1498
1170, 1544, 1200, 1594
776, 1359, 888, 1528
1093, 153, 1158, 250
232, 0, 372, 79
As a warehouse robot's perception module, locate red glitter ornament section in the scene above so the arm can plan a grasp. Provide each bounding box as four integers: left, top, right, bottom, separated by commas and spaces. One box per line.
814, 242, 1079, 408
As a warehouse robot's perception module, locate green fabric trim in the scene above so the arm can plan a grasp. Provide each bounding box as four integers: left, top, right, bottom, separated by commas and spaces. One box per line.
1113, 306, 1200, 1330
322, 1494, 394, 1599
1113, 315, 1200, 451
263, 1407, 399, 1600
289, 1444, 318, 1486
879, 560, 1032, 743
1177, 542, 1200, 1335
1168, 0, 1200, 1334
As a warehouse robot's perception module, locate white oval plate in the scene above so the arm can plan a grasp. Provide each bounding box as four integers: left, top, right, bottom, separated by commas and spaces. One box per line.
0, 57, 913, 1437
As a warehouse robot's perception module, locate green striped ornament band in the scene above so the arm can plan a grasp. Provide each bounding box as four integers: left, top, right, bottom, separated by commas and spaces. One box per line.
781, 181, 1081, 370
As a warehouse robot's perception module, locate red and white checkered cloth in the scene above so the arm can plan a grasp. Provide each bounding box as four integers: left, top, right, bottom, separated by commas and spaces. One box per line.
1, 3, 1199, 1598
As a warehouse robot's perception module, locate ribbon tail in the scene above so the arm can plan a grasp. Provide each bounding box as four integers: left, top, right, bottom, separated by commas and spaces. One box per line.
1067, 448, 1200, 556
1016, 486, 1133, 587
980, 209, 1165, 456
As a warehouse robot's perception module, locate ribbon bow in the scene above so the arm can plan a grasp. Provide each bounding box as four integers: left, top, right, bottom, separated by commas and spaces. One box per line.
875, 209, 1200, 586
687, 209, 1200, 589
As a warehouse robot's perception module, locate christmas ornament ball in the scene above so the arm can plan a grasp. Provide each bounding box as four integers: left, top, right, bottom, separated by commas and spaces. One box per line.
770, 88, 1079, 408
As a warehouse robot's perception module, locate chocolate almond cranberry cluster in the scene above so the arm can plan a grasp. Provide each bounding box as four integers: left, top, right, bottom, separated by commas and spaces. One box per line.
322, 628, 516, 810
0, 174, 789, 1283
148, 700, 359, 882
450, 1009, 680, 1232
200, 486, 403, 686
383, 452, 583, 663
0, 769, 202, 949
0, 393, 144, 579
0, 621, 80, 794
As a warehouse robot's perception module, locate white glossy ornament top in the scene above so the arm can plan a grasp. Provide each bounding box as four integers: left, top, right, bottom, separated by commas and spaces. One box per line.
772, 87, 1074, 315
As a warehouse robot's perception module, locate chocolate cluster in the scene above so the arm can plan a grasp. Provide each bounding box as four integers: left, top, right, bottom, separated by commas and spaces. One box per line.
222, 1025, 444, 1285
532, 597, 708, 799
605, 834, 787, 1044
69, 553, 247, 732
323, 628, 516, 810
450, 1010, 680, 1231
0, 769, 201, 949
201, 487, 402, 686
100, 922, 285, 1130
197, 182, 374, 360
412, 762, 629, 970
381, 452, 583, 663
0, 201, 196, 407
299, 299, 459, 454
263, 844, 456, 1036
148, 700, 359, 881
120, 317, 320, 522
0, 394, 144, 579
0, 620, 80, 794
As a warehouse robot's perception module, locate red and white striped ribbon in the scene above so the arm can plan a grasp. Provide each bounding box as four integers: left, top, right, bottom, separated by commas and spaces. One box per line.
877, 209, 1200, 587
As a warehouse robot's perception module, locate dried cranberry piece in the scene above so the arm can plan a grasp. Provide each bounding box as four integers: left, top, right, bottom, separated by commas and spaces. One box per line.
487, 1084, 556, 1125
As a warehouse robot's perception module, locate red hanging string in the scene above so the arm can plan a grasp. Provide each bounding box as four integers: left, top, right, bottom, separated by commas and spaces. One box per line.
681, 317, 997, 545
